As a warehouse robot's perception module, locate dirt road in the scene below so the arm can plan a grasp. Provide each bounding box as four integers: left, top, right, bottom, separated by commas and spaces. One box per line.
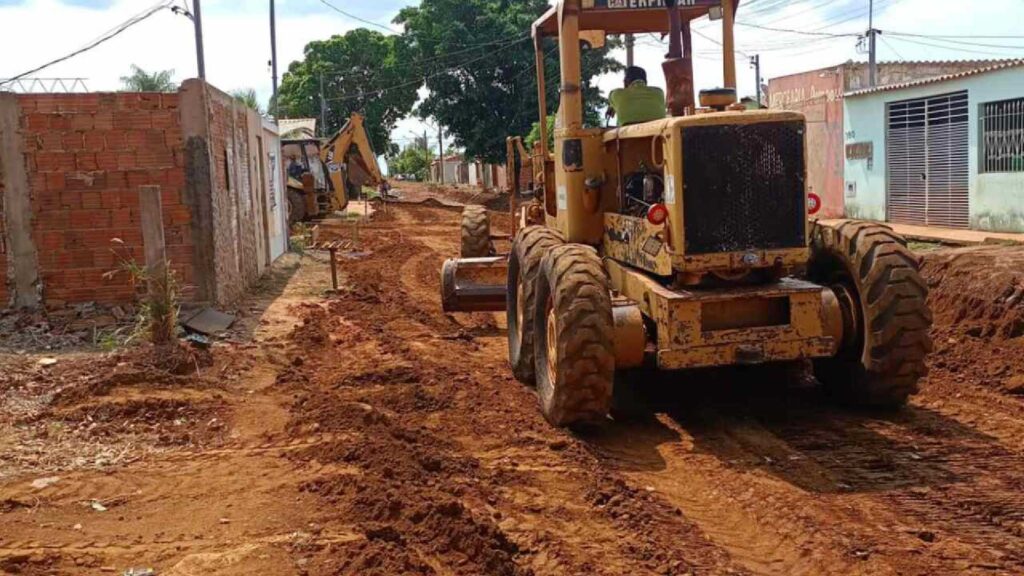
1, 195, 1022, 575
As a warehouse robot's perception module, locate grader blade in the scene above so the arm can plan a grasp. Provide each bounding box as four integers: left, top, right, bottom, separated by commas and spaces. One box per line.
440, 257, 508, 313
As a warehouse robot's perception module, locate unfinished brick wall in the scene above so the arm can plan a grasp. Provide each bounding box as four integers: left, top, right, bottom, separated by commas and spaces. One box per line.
204, 87, 264, 305
12, 93, 193, 307
0, 171, 8, 306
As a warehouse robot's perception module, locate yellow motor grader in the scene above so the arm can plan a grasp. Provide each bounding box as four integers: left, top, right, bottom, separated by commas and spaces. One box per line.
282, 113, 382, 224
442, 0, 932, 426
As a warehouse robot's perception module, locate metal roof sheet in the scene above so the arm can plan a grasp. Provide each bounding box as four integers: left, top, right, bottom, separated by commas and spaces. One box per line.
845, 59, 1024, 98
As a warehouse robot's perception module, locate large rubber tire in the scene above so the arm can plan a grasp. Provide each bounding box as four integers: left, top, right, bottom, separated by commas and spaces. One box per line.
287, 188, 306, 225
460, 205, 492, 257
808, 221, 933, 407
507, 226, 565, 384
533, 244, 615, 426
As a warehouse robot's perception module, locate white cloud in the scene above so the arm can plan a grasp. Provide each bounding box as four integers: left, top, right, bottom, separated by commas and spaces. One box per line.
4, 0, 1023, 157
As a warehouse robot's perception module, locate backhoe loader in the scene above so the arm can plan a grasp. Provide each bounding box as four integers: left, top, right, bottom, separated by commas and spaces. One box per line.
441, 0, 933, 427
282, 113, 382, 224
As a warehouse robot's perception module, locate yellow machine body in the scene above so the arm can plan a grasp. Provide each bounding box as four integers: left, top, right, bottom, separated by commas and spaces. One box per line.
282, 113, 382, 220
444, 0, 846, 371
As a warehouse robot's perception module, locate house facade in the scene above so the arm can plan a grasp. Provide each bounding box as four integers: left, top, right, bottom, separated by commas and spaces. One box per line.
768, 60, 1011, 219
843, 61, 1024, 232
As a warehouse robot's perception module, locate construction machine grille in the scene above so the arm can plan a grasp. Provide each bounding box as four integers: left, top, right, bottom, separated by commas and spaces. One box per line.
681, 121, 806, 255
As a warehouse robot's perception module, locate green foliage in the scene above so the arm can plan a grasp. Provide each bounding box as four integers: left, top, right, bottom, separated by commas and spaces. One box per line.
525, 115, 555, 150
395, 0, 621, 163
390, 145, 434, 181
231, 88, 264, 115
277, 29, 416, 152
120, 64, 177, 92
104, 239, 179, 346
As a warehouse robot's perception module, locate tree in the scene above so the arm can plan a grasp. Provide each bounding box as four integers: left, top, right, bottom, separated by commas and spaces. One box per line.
525, 115, 555, 150
395, 0, 621, 164
390, 145, 434, 181
277, 29, 416, 152
120, 65, 176, 92
231, 88, 264, 115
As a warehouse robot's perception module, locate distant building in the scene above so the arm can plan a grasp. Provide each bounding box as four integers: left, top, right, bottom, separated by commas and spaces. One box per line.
843, 60, 1024, 232
768, 60, 1013, 219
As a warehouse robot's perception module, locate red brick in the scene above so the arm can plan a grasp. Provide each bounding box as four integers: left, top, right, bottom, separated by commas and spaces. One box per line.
112, 111, 152, 130
137, 93, 162, 110
58, 191, 82, 209
117, 152, 137, 170
104, 130, 128, 151
100, 190, 121, 209
70, 209, 111, 229
80, 191, 102, 209
160, 187, 182, 206
61, 132, 84, 150
65, 171, 106, 190
75, 153, 98, 171
110, 208, 136, 227
70, 114, 94, 131
95, 151, 119, 170
125, 170, 150, 188
35, 152, 76, 172
35, 131, 63, 151
136, 149, 173, 168
151, 110, 177, 129
66, 249, 96, 269
45, 172, 65, 191
93, 111, 114, 130
84, 132, 106, 151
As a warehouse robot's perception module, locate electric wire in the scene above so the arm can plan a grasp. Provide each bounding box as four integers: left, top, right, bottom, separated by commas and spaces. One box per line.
0, 1, 173, 87
316, 0, 400, 34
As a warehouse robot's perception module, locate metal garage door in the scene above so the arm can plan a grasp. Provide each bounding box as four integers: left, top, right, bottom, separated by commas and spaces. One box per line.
886, 91, 970, 228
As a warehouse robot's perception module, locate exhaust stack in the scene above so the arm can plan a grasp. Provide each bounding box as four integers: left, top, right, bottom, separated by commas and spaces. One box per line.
662, 0, 694, 117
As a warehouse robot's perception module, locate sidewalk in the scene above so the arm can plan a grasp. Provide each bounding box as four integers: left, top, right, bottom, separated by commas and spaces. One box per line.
888, 223, 1024, 246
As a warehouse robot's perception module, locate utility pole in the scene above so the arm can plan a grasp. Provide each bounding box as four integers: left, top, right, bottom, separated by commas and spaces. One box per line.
625, 33, 635, 67
270, 0, 279, 117
319, 73, 327, 137
868, 0, 878, 88
750, 54, 761, 108
193, 0, 206, 79
438, 123, 444, 185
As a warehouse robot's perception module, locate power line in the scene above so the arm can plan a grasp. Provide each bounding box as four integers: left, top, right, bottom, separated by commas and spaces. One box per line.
884, 34, 1024, 57
311, 35, 530, 77
884, 32, 1024, 50
324, 37, 532, 103
0, 1, 173, 87
735, 21, 858, 37
316, 0, 400, 34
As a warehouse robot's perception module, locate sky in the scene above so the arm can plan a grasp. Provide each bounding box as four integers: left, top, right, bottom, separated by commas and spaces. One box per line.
1, 0, 1023, 153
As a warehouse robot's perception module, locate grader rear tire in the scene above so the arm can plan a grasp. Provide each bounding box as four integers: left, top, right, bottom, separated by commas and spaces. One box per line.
460, 205, 493, 257
533, 244, 614, 427
507, 226, 565, 384
808, 221, 933, 407
287, 188, 306, 225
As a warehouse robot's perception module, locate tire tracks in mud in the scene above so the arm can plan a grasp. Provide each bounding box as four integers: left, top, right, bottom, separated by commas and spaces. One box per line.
302, 203, 1024, 575
287, 207, 743, 575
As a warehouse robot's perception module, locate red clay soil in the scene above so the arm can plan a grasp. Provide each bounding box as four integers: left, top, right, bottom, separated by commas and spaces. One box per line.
0, 193, 1022, 575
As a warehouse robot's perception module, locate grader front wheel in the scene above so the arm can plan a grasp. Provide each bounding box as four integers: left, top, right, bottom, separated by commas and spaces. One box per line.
460, 205, 493, 257
507, 226, 565, 384
533, 245, 615, 427
809, 221, 933, 407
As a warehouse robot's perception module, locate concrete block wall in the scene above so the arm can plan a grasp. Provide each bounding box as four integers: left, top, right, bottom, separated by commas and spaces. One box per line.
0, 92, 195, 308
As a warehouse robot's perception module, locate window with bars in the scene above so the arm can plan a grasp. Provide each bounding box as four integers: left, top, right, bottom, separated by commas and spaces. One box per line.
981, 97, 1024, 173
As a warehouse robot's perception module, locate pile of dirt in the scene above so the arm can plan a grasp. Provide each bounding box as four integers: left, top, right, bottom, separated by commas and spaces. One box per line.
920, 244, 1024, 397
921, 245, 1024, 340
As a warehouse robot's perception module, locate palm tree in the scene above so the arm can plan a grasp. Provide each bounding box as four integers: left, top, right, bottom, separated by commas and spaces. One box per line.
231, 88, 265, 115
120, 65, 176, 92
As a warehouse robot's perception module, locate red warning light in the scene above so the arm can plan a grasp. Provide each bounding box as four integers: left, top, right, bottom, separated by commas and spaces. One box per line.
647, 203, 669, 225
807, 193, 822, 216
